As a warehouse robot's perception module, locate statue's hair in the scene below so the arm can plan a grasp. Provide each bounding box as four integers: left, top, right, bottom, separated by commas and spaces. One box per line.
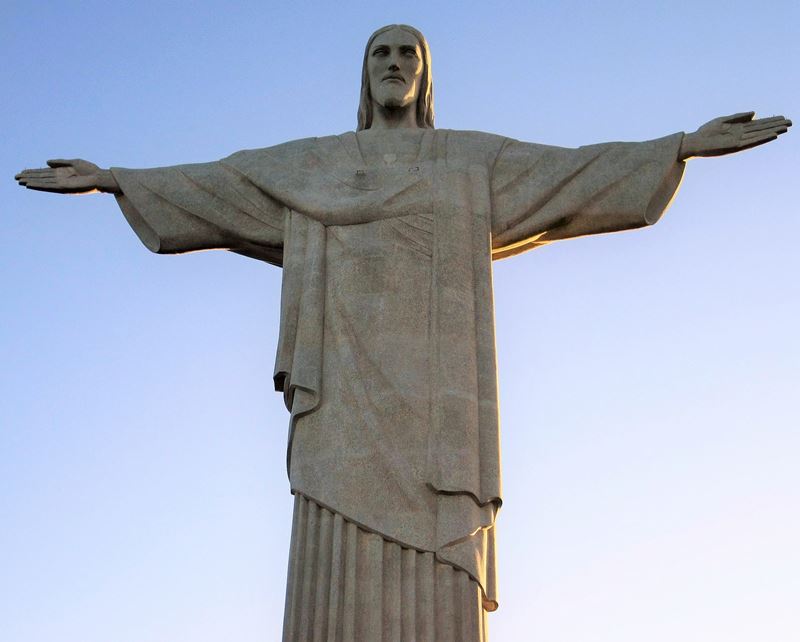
357, 24, 435, 131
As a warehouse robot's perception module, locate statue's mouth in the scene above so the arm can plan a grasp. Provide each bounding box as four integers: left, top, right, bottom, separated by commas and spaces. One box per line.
383, 75, 405, 83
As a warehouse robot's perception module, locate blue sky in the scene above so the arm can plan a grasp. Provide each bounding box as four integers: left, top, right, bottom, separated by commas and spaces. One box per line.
2, 1, 798, 640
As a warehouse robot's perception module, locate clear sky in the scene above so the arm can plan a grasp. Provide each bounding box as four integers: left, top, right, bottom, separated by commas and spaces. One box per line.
2, 1, 798, 641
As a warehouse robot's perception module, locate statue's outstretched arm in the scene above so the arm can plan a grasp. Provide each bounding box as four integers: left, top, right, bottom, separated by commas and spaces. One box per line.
15, 159, 121, 195
679, 112, 791, 160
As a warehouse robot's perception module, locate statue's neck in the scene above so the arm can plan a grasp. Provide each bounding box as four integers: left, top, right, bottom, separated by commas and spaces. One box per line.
369, 101, 419, 131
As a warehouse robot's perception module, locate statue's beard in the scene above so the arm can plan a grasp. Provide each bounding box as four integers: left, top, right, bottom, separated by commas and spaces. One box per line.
374, 90, 415, 111
381, 96, 407, 109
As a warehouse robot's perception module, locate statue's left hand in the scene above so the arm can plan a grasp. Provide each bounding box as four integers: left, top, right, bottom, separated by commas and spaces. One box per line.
679, 112, 791, 160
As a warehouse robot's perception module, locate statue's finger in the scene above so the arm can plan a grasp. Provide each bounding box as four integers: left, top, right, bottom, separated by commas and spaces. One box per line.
47, 159, 74, 168
18, 169, 57, 178
742, 127, 783, 139
25, 183, 59, 192
743, 124, 788, 137
738, 133, 779, 151
24, 179, 59, 188
742, 126, 789, 140
746, 115, 786, 126
722, 111, 756, 124
744, 117, 791, 133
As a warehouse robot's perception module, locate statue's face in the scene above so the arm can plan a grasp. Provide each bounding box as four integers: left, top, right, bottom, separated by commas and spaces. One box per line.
367, 28, 424, 111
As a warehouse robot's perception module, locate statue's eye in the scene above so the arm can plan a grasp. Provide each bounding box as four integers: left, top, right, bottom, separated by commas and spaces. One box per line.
372, 47, 388, 56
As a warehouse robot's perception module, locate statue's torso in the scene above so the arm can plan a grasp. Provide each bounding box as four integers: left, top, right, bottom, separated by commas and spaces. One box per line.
289, 184, 438, 544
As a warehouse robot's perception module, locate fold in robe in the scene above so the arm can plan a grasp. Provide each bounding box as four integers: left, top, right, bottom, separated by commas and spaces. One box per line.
112, 129, 685, 611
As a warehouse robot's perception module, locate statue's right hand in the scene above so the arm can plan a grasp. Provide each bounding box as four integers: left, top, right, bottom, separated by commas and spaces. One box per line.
14, 159, 119, 194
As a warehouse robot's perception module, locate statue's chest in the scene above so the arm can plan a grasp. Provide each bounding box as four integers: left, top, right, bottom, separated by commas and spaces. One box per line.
266, 132, 492, 226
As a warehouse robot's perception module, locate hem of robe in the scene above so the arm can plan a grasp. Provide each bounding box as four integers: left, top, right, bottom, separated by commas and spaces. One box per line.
291, 489, 499, 613
283, 493, 489, 642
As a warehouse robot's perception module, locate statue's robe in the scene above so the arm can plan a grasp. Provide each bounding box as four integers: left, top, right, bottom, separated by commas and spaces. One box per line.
111, 129, 684, 640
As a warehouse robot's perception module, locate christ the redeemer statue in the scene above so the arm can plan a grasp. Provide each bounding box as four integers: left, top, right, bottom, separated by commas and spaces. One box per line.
15, 24, 790, 642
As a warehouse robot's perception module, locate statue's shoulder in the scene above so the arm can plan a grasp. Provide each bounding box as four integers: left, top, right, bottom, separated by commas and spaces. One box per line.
435, 129, 511, 165
439, 129, 508, 145
225, 134, 371, 172
225, 135, 331, 163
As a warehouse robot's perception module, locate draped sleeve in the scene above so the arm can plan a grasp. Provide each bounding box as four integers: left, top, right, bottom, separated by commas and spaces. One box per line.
111, 158, 285, 266
490, 133, 686, 259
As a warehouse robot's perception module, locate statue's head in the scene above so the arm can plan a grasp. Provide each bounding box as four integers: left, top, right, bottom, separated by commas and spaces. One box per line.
357, 24, 434, 131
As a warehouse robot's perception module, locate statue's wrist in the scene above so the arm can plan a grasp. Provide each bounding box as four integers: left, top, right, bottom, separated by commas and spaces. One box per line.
96, 169, 121, 194
679, 131, 701, 160
679, 133, 692, 160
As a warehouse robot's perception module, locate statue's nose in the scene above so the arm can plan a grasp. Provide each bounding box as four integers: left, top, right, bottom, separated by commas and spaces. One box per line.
388, 62, 399, 71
